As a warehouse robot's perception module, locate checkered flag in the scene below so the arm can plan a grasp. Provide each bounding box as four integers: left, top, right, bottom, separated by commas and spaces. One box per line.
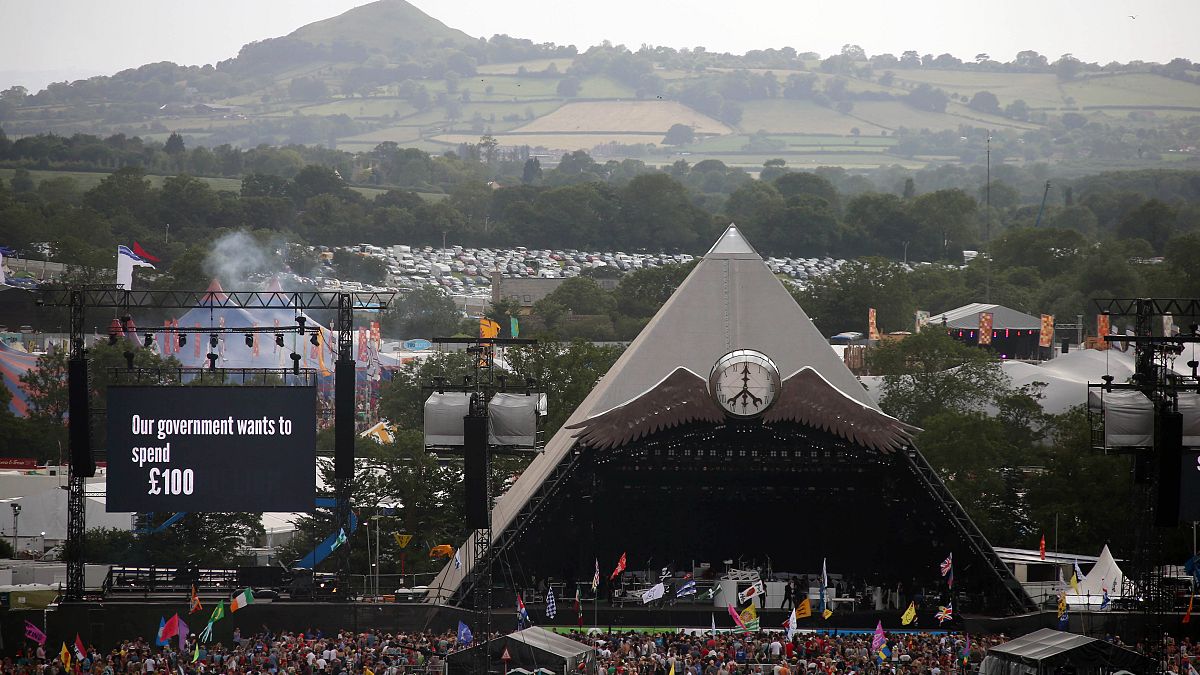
546, 587, 557, 619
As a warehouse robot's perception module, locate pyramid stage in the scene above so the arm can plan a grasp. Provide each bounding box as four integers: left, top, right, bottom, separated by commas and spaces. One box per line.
426, 226, 1035, 623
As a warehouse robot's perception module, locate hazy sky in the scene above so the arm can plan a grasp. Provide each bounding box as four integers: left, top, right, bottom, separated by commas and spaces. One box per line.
3, 0, 1197, 92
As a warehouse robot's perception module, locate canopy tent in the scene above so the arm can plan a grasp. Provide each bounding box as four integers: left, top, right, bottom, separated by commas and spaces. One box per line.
1068, 544, 1126, 605
930, 303, 1042, 330
446, 626, 595, 675
0, 341, 37, 416
980, 628, 1153, 675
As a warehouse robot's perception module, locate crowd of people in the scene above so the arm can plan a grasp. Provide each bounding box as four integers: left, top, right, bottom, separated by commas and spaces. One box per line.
0, 627, 1188, 675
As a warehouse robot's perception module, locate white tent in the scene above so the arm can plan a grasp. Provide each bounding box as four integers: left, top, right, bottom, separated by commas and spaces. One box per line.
1069, 544, 1126, 604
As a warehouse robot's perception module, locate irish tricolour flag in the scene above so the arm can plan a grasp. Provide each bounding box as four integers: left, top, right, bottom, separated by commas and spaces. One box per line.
230, 588, 254, 613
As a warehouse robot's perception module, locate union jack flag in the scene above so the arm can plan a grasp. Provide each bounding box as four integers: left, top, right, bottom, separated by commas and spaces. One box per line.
936, 603, 953, 624
940, 553, 953, 576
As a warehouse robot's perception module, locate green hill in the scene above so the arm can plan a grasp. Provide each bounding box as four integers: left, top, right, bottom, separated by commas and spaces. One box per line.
287, 0, 476, 51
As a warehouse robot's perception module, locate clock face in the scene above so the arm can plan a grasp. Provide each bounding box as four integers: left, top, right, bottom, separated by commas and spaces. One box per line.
708, 349, 780, 418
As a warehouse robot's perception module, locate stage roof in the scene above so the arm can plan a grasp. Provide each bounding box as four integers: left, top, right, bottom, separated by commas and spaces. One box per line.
930, 303, 1042, 330
981, 628, 1153, 675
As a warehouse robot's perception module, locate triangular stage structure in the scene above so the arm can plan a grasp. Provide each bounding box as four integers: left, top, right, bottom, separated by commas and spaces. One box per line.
428, 225, 1034, 614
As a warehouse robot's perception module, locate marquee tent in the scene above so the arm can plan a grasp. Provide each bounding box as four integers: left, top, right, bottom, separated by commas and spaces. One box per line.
980, 628, 1153, 675
446, 626, 595, 675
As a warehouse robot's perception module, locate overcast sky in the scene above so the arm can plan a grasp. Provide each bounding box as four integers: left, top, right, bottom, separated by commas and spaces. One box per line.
3, 0, 1197, 93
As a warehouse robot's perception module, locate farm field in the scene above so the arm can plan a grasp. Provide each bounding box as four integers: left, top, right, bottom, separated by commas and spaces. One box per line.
512, 100, 732, 134
431, 132, 668, 150
889, 70, 1065, 108
475, 59, 575, 75
1063, 73, 1200, 109
738, 100, 889, 135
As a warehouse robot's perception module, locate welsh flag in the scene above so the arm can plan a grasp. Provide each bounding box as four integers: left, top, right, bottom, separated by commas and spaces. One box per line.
230, 588, 254, 613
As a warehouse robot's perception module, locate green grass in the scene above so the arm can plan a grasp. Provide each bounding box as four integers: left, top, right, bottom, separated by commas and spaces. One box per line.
1063, 73, 1200, 108
476, 59, 575, 75
295, 98, 417, 118
889, 69, 1064, 108
739, 100, 888, 135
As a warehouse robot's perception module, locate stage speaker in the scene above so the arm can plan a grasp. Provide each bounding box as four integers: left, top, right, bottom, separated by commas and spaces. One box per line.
1155, 410, 1183, 527
1061, 340, 1070, 354
334, 360, 355, 488
68, 358, 95, 478
464, 414, 489, 530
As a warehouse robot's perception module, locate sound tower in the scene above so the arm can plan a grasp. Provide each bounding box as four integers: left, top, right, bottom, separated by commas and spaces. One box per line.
464, 414, 489, 529
334, 360, 355, 490
68, 358, 95, 477
1156, 410, 1183, 527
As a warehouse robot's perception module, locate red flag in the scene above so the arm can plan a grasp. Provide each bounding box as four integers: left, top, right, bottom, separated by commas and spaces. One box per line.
73, 634, 86, 660
1185, 595, 1194, 624
1039, 535, 1046, 560
189, 585, 203, 614
161, 614, 180, 640
133, 242, 160, 263
610, 552, 627, 580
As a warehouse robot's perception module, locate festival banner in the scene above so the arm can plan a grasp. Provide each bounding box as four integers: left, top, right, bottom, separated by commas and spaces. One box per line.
1096, 314, 1111, 350
1039, 314, 1055, 348
868, 308, 881, 341
977, 312, 993, 346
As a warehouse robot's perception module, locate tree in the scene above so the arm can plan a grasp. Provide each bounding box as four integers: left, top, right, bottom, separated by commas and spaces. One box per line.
164, 132, 185, 156
662, 123, 695, 146
506, 340, 624, 437
332, 249, 387, 285
1117, 199, 1176, 254
792, 258, 915, 336
540, 277, 614, 315
10, 168, 34, 193
968, 91, 1001, 115
556, 76, 582, 97
612, 261, 697, 319
382, 285, 462, 340
905, 84, 949, 113
868, 329, 1009, 425
521, 158, 542, 185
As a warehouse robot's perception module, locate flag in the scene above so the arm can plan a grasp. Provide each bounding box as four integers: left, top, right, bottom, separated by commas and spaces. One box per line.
669, 664, 675, 675
230, 588, 254, 613
1040, 534, 1046, 560
177, 619, 189, 651
1056, 592, 1067, 619
1074, 561, 1087, 585
189, 585, 203, 614
74, 634, 86, 660
516, 594, 531, 628
457, 621, 473, 645
546, 587, 558, 618
795, 597, 812, 619
192, 644, 199, 663
901, 602, 917, 626
641, 583, 666, 604
936, 604, 953, 624
198, 623, 213, 644
785, 609, 798, 641
738, 581, 765, 604
575, 587, 583, 627
611, 552, 627, 580
1100, 588, 1111, 610
116, 244, 156, 291
1058, 610, 1070, 630
940, 553, 954, 588
877, 646, 892, 664
592, 558, 600, 591
871, 621, 886, 653
331, 528, 347, 551
1186, 595, 1195, 624
961, 636, 971, 666
702, 585, 717, 600
1069, 570, 1079, 594
133, 241, 161, 263
209, 600, 225, 624
711, 613, 717, 637
820, 558, 828, 615
453, 548, 462, 570
60, 643, 71, 671
676, 579, 697, 597
24, 620, 46, 646
739, 603, 760, 632
479, 318, 500, 339
156, 617, 169, 647
727, 604, 746, 630
822, 608, 833, 620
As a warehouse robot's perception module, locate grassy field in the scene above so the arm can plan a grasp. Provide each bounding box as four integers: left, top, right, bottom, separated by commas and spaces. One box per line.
738, 100, 889, 135
1064, 73, 1200, 109
432, 132, 668, 149
476, 59, 575, 75
889, 70, 1064, 108
292, 98, 418, 118
513, 100, 731, 134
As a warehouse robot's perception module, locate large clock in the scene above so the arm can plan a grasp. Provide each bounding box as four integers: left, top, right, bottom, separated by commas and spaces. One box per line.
708, 349, 781, 418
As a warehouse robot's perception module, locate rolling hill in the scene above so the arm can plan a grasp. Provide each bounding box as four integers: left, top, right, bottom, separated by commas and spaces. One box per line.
1, 0, 1199, 173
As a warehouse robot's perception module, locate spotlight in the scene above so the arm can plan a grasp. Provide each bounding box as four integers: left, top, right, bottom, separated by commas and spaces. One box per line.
275, 334, 285, 348
245, 334, 254, 348
209, 334, 218, 349
296, 316, 307, 335
178, 334, 187, 348
144, 334, 153, 349
310, 332, 320, 347
123, 351, 135, 370
291, 352, 302, 375
207, 353, 218, 370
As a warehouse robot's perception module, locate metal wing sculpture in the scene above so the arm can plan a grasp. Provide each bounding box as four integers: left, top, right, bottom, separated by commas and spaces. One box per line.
761, 367, 920, 453
565, 367, 725, 450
